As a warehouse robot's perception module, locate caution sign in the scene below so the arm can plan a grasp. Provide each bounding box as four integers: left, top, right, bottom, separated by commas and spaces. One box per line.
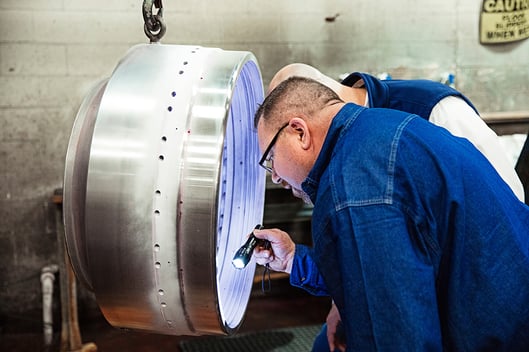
480, 0, 529, 44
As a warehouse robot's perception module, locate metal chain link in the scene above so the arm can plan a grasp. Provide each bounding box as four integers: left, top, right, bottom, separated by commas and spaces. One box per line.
143, 0, 166, 43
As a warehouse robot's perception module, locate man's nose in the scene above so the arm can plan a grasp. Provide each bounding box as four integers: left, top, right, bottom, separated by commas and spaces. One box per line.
271, 170, 282, 185
271, 172, 291, 189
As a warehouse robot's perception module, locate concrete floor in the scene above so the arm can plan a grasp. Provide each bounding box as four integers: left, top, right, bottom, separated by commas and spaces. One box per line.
1, 275, 331, 352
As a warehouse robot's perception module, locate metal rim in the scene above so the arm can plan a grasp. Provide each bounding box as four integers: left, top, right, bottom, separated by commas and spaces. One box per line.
63, 44, 265, 335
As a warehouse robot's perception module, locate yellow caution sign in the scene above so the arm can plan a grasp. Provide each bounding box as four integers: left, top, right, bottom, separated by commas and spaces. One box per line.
480, 0, 529, 44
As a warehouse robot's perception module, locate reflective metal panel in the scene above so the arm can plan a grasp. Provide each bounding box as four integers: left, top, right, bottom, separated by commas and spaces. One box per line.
63, 44, 265, 336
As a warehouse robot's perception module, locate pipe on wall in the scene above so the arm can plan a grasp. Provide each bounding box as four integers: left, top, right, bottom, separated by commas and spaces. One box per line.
40, 264, 59, 346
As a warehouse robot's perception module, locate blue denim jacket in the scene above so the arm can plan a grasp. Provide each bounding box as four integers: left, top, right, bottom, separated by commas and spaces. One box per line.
294, 103, 529, 350
290, 75, 480, 297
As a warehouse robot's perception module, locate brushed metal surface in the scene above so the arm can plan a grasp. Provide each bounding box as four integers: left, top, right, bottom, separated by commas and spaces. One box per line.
63, 43, 265, 336
63, 78, 108, 291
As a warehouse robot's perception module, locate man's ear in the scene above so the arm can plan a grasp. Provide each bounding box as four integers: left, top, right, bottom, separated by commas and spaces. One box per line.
289, 117, 311, 150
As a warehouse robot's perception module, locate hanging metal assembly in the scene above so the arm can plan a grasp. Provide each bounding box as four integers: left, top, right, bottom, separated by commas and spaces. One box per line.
63, 42, 265, 336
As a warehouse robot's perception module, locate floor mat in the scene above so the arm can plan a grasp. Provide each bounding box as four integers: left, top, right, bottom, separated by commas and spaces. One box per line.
179, 324, 321, 352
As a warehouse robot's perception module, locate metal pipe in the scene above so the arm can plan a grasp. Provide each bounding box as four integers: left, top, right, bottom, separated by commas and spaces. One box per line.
40, 264, 59, 346
481, 110, 529, 121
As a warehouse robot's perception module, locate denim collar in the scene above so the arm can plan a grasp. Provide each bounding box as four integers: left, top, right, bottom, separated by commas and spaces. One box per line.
302, 103, 366, 203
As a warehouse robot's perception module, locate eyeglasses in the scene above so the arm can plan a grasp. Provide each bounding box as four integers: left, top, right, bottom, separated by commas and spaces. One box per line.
258, 122, 289, 173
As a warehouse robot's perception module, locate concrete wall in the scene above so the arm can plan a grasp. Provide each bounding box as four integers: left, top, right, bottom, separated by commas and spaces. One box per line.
1, 0, 528, 330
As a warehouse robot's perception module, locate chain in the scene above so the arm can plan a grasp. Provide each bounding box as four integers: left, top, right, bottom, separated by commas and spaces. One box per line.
142, 0, 166, 43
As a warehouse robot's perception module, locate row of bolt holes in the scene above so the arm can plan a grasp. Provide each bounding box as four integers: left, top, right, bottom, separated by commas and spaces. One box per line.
154, 51, 199, 316
160, 60, 193, 161
167, 61, 187, 113
153, 58, 189, 316
154, 243, 167, 309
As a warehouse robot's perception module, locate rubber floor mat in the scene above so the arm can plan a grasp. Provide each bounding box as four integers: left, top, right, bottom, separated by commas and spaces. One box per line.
179, 324, 321, 352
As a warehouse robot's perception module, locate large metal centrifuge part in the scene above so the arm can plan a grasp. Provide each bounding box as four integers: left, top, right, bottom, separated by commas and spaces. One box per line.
63, 43, 265, 336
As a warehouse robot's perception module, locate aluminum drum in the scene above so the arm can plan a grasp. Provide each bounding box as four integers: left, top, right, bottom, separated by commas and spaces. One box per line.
63, 43, 265, 336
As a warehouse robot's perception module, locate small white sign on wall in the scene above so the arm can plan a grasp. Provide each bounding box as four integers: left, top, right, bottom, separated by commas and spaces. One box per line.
480, 0, 529, 44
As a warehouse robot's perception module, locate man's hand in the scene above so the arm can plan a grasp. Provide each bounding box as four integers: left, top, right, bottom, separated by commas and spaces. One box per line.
326, 303, 346, 351
253, 228, 296, 274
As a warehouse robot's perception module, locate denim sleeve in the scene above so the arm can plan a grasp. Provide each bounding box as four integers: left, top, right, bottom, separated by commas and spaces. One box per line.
289, 244, 329, 296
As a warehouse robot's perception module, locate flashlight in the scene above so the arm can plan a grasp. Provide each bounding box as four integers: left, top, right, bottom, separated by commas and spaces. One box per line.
232, 225, 267, 269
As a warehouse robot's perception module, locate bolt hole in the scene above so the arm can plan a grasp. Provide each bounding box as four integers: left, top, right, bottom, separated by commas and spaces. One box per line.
167, 106, 173, 112
161, 302, 167, 308
155, 190, 161, 196
161, 136, 167, 142
171, 91, 176, 97
154, 244, 160, 251
154, 210, 160, 216
183, 61, 188, 65
155, 262, 161, 268
158, 289, 165, 296
159, 155, 164, 161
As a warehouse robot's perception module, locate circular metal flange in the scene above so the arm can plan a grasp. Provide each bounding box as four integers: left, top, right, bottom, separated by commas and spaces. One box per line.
63, 44, 265, 336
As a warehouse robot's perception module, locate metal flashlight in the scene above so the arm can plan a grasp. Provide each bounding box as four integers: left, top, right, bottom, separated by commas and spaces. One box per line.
232, 225, 266, 269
